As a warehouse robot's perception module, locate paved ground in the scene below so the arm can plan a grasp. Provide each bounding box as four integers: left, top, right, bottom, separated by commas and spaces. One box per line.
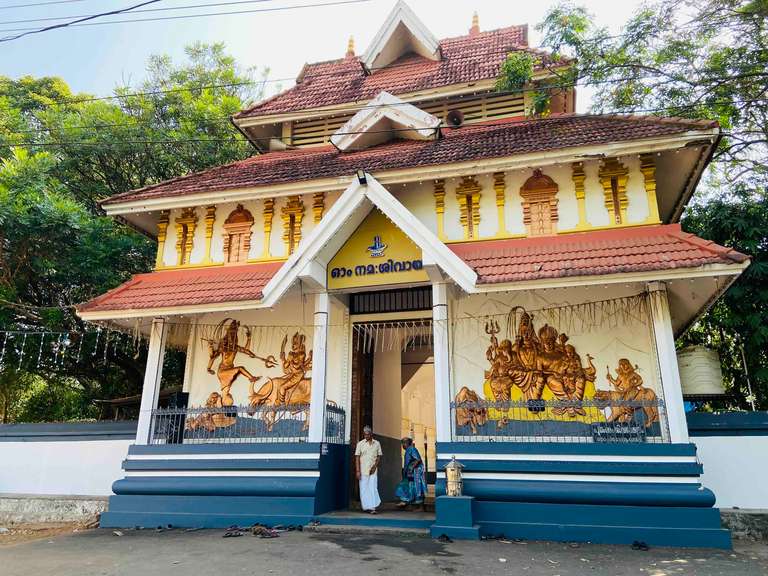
1, 527, 766, 576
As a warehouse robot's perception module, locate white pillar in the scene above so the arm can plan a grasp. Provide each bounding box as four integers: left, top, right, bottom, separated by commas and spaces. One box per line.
135, 317, 168, 445
648, 282, 689, 443
432, 282, 452, 443
308, 292, 330, 442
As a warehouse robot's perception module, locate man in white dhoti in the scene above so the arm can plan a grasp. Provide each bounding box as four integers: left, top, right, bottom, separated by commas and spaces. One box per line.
355, 425, 382, 514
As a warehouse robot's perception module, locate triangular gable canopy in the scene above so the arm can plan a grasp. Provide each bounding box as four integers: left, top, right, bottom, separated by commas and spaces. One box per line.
362, 0, 440, 71
330, 91, 441, 151
261, 172, 477, 307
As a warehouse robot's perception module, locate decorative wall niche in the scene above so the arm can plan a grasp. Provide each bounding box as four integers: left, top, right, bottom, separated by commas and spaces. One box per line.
456, 176, 482, 239
175, 208, 198, 266
282, 195, 305, 255
520, 169, 559, 236
599, 158, 629, 225
222, 204, 254, 264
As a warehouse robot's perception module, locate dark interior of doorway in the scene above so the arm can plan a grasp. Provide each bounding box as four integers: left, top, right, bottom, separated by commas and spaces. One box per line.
348, 325, 435, 512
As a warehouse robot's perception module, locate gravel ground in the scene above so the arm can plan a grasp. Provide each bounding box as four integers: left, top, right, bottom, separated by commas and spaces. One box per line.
1, 527, 767, 576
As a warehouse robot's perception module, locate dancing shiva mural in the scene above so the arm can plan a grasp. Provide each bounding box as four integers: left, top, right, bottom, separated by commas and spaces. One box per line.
453, 304, 661, 438
186, 318, 313, 435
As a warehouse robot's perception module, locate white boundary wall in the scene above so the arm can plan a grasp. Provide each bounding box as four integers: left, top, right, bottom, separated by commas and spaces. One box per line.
0, 439, 131, 497
694, 435, 768, 509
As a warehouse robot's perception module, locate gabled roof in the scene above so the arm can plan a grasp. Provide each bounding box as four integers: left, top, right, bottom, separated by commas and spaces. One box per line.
449, 224, 748, 285
102, 114, 719, 208
361, 0, 440, 70
330, 91, 440, 151
234, 24, 530, 120
262, 172, 478, 303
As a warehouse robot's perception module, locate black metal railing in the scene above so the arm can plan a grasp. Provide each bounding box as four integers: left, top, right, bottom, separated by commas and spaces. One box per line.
324, 403, 346, 444
451, 398, 669, 443
149, 403, 345, 445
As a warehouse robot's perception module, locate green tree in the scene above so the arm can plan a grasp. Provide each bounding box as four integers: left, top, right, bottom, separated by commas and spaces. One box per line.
0, 43, 267, 421
501, 0, 768, 407
681, 185, 768, 409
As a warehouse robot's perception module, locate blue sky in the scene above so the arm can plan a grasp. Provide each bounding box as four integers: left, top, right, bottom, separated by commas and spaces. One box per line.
0, 0, 644, 109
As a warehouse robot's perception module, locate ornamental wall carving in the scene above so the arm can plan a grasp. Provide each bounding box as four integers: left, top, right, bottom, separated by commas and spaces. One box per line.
520, 169, 559, 236
222, 204, 254, 264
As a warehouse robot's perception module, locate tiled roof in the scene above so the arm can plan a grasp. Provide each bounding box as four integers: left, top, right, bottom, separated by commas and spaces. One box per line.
235, 25, 532, 119
448, 224, 748, 284
77, 262, 282, 314
102, 114, 718, 206
78, 226, 746, 315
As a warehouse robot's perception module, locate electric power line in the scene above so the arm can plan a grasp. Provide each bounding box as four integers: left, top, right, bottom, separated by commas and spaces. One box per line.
2, 71, 764, 141
2, 0, 277, 25
0, 108, 762, 150
0, 0, 163, 43
0, 0, 373, 39
0, 0, 95, 10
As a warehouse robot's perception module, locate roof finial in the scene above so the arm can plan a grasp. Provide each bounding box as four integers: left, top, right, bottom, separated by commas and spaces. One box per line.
470, 11, 480, 36
346, 35, 355, 58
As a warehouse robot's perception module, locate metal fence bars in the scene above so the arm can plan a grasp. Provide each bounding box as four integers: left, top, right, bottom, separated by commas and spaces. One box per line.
451, 398, 669, 443
149, 402, 345, 445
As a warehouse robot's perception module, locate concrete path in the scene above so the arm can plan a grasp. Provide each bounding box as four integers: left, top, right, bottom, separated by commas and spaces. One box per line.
1, 528, 766, 576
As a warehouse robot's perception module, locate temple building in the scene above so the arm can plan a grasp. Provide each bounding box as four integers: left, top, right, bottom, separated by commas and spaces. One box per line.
77, 2, 749, 547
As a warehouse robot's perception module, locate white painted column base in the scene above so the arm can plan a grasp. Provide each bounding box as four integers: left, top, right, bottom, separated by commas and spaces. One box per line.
135, 318, 169, 445
433, 283, 452, 443
308, 292, 330, 443
648, 282, 689, 443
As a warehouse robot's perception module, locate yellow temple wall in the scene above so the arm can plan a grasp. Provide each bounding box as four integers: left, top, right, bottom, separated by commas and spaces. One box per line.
182, 288, 315, 408
448, 285, 663, 409
155, 154, 659, 270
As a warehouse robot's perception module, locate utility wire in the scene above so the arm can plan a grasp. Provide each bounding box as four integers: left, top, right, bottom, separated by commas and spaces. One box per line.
3, 0, 276, 25
8, 41, 760, 109
0, 0, 163, 43
0, 113, 758, 150
0, 0, 373, 38
0, 0, 94, 10
2, 75, 764, 139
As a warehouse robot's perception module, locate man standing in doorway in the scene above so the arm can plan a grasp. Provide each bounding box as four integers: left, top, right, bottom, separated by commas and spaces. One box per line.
355, 425, 382, 514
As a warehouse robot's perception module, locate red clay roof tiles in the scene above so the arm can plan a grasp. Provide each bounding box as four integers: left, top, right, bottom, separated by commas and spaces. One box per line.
77, 262, 282, 313
448, 224, 748, 284
235, 26, 532, 119
77, 225, 745, 314
102, 114, 718, 207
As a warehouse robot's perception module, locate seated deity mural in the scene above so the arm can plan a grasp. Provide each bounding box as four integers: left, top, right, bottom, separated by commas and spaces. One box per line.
453, 305, 662, 436
475, 308, 601, 427
594, 358, 659, 427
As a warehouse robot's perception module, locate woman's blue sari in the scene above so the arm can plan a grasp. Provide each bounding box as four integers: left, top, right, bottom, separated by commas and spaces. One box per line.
396, 445, 427, 504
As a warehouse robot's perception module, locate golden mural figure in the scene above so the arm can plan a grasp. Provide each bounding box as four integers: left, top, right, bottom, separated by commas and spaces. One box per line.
595, 359, 659, 426
205, 319, 262, 407
469, 307, 600, 428
186, 392, 236, 431
248, 331, 313, 431
454, 386, 488, 434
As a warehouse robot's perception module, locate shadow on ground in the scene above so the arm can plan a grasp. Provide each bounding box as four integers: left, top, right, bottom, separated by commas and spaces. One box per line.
0, 527, 766, 576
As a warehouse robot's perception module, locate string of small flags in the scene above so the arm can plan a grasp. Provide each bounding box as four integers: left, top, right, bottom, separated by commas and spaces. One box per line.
0, 327, 147, 373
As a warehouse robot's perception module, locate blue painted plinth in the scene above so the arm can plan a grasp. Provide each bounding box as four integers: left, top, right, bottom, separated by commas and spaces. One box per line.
100, 442, 350, 529
430, 496, 480, 540
473, 500, 731, 549
101, 495, 316, 528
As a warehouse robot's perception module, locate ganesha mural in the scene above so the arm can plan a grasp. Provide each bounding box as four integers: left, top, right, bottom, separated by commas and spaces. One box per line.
454, 306, 659, 433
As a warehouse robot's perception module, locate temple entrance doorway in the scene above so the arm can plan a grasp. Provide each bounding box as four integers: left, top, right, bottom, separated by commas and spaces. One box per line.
347, 288, 436, 511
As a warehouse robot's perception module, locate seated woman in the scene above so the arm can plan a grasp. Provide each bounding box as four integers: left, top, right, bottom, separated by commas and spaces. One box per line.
396, 437, 427, 509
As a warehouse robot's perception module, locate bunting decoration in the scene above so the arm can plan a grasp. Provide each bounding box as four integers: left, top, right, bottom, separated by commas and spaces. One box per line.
0, 326, 147, 373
